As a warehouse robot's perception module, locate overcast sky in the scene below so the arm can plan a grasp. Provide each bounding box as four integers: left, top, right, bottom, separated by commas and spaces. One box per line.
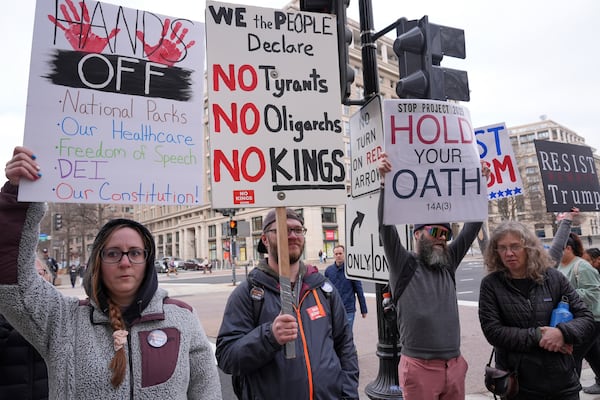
1, 0, 598, 163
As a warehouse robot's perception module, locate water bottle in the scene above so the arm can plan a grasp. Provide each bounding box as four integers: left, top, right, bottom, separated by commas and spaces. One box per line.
382, 292, 395, 321
550, 296, 573, 327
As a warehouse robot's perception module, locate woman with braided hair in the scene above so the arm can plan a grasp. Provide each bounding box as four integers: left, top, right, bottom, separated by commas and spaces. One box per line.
0, 147, 221, 399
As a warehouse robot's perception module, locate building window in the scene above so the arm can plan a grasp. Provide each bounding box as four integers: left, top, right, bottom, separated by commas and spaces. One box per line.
520, 134, 535, 143
208, 225, 216, 238
252, 216, 262, 232
525, 166, 537, 174
221, 222, 230, 236
209, 240, 217, 260
322, 207, 337, 224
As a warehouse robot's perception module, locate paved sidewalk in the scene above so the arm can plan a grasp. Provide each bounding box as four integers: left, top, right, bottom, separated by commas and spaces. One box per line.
55, 268, 600, 399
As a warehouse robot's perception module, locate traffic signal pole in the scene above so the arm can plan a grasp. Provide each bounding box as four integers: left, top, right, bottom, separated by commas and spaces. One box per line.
357, 0, 378, 98
230, 216, 236, 286
356, 1, 403, 398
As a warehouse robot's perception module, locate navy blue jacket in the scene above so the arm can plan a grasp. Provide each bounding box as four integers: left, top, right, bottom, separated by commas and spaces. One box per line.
216, 260, 359, 399
324, 263, 368, 315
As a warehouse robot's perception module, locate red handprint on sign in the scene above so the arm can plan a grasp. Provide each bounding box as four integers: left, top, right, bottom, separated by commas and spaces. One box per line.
136, 19, 196, 67
48, 0, 119, 53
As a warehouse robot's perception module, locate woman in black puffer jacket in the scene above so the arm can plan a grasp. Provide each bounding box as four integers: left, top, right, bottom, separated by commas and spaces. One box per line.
0, 258, 50, 400
479, 221, 594, 400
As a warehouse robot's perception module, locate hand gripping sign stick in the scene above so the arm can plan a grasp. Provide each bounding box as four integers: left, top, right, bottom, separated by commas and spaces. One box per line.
275, 207, 296, 359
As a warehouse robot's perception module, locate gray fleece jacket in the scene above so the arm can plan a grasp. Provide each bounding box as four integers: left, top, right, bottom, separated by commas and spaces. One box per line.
0, 182, 221, 399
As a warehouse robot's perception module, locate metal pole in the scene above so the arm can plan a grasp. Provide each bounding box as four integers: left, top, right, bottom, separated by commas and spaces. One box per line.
358, 0, 402, 398
230, 216, 237, 286
365, 283, 402, 399
358, 0, 379, 98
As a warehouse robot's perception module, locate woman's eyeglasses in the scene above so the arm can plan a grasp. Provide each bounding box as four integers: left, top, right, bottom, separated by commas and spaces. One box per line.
424, 226, 452, 241
101, 248, 148, 264
495, 244, 525, 255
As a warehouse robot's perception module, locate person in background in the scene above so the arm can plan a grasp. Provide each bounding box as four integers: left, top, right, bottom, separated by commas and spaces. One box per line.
479, 220, 594, 399
581, 247, 600, 394
43, 249, 59, 285
557, 232, 600, 377
167, 258, 178, 277
0, 258, 51, 400
583, 248, 600, 271
78, 264, 86, 287
69, 263, 79, 288
202, 257, 212, 274
377, 152, 488, 400
0, 146, 221, 399
325, 244, 368, 329
216, 208, 359, 399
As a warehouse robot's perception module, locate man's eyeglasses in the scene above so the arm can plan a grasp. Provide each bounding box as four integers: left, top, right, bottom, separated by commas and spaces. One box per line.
101, 248, 148, 264
424, 226, 452, 241
265, 227, 307, 237
495, 244, 525, 255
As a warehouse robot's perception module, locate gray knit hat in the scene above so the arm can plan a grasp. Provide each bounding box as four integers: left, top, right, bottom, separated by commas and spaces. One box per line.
257, 209, 304, 253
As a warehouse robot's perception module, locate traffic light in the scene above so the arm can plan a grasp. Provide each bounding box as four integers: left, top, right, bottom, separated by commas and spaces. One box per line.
229, 220, 238, 236
54, 213, 62, 230
394, 16, 469, 101
300, 0, 355, 104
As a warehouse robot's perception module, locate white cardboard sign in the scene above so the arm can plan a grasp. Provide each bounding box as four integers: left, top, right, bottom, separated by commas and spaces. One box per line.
475, 122, 524, 200
19, 0, 206, 205
205, 1, 346, 208
382, 99, 488, 225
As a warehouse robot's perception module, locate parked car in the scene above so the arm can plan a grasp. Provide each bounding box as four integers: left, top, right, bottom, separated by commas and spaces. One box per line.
154, 260, 167, 273
184, 258, 203, 271
172, 257, 185, 269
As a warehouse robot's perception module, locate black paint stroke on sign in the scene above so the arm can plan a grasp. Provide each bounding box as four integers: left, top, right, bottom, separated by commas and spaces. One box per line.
44, 50, 194, 101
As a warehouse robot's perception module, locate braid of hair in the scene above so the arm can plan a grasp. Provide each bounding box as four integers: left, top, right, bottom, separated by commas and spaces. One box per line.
107, 299, 127, 387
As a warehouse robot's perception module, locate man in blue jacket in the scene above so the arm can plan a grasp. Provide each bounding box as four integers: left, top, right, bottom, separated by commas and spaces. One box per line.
216, 208, 359, 399
325, 245, 368, 329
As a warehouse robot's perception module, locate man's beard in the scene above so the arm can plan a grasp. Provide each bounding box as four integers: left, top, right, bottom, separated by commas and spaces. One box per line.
269, 240, 304, 264
418, 238, 450, 269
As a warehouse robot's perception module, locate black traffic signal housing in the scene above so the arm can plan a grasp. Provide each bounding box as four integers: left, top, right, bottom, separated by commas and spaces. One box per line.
394, 16, 469, 101
229, 220, 238, 236
54, 213, 63, 230
300, 0, 355, 104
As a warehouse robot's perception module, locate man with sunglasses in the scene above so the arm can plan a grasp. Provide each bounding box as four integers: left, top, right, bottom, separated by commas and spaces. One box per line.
377, 152, 487, 400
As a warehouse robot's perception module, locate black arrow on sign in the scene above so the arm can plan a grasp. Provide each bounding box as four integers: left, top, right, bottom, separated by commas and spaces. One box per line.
350, 211, 365, 246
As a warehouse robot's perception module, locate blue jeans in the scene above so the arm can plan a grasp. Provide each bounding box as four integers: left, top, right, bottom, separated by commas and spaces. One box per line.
346, 312, 355, 329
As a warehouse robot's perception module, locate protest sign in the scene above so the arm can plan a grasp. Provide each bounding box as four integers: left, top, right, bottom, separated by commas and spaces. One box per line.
19, 0, 206, 205
382, 99, 487, 225
475, 122, 523, 200
205, 1, 346, 208
534, 140, 600, 212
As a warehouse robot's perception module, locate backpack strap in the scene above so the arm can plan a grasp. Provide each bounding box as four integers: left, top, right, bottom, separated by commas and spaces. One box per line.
394, 256, 419, 299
